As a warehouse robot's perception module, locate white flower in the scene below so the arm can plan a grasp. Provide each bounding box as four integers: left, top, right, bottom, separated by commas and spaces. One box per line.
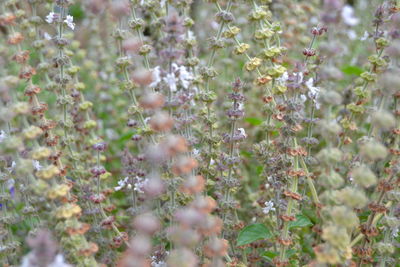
144, 117, 151, 124
64, 15, 75, 30
341, 5, 359, 26
151, 257, 167, 267
177, 65, 193, 89
163, 73, 177, 92
6, 161, 16, 173
134, 177, 148, 194
306, 78, 319, 98
262, 201, 275, 214
0, 130, 7, 143
49, 254, 72, 267
192, 149, 200, 157
188, 30, 195, 40
22, 253, 71, 267
305, 78, 321, 109
33, 160, 42, 171
360, 31, 369, 41
238, 128, 247, 138
393, 227, 399, 238
160, 0, 166, 8
211, 21, 219, 30
43, 32, 52, 40
115, 177, 130, 191
237, 103, 245, 113
5, 179, 14, 191
347, 30, 357, 40
151, 252, 168, 267
150, 66, 162, 87
276, 71, 289, 85
45, 12, 56, 24
293, 72, 303, 84
105, 129, 118, 140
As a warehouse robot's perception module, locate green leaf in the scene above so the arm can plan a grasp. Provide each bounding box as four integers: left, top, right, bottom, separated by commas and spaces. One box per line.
70, 4, 85, 20
288, 214, 313, 229
244, 117, 263, 126
341, 65, 364, 76
262, 249, 296, 261
237, 224, 272, 246
262, 251, 278, 261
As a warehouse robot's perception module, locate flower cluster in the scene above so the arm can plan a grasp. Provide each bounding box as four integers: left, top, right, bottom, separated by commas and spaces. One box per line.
0, 0, 400, 266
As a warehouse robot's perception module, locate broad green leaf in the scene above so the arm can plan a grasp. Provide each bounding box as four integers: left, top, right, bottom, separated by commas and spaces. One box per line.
244, 117, 263, 126
341, 65, 364, 76
237, 224, 272, 246
288, 214, 313, 229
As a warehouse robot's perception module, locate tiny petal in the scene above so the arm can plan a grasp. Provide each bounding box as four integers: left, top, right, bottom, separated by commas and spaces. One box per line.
64, 15, 75, 30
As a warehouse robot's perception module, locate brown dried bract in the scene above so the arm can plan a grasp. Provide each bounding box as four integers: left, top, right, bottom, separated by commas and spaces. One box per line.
377, 179, 394, 192
279, 215, 295, 222
12, 50, 30, 64
368, 202, 388, 213
8, 32, 24, 45
353, 246, 373, 257
276, 237, 293, 246
262, 95, 274, 104
79, 242, 99, 257
283, 190, 302, 201
31, 103, 48, 116
360, 223, 379, 237
19, 66, 36, 80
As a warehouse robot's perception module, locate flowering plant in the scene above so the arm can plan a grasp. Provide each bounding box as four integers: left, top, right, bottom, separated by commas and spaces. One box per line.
1, 0, 400, 266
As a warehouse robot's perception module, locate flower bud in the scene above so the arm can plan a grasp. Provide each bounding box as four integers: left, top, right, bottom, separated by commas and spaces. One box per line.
150, 112, 174, 132
316, 147, 343, 166
129, 234, 151, 257
143, 177, 164, 198
167, 227, 200, 247
133, 213, 160, 235
330, 206, 359, 229
174, 208, 203, 227
23, 125, 43, 140
139, 93, 165, 110
360, 140, 388, 161
36, 165, 61, 180
351, 164, 377, 188
375, 242, 395, 255
316, 120, 342, 140
319, 170, 344, 189
371, 110, 395, 130
314, 243, 341, 264
180, 175, 205, 195
322, 225, 350, 250
335, 187, 368, 209
204, 238, 229, 257
167, 248, 198, 267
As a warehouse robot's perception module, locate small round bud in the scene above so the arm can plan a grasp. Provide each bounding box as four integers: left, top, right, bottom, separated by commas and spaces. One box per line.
335, 187, 368, 209
351, 164, 377, 188
133, 213, 160, 235
360, 140, 388, 161
371, 110, 395, 130
92, 142, 107, 152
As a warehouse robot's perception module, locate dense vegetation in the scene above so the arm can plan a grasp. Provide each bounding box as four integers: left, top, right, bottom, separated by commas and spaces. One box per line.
1, 0, 400, 266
